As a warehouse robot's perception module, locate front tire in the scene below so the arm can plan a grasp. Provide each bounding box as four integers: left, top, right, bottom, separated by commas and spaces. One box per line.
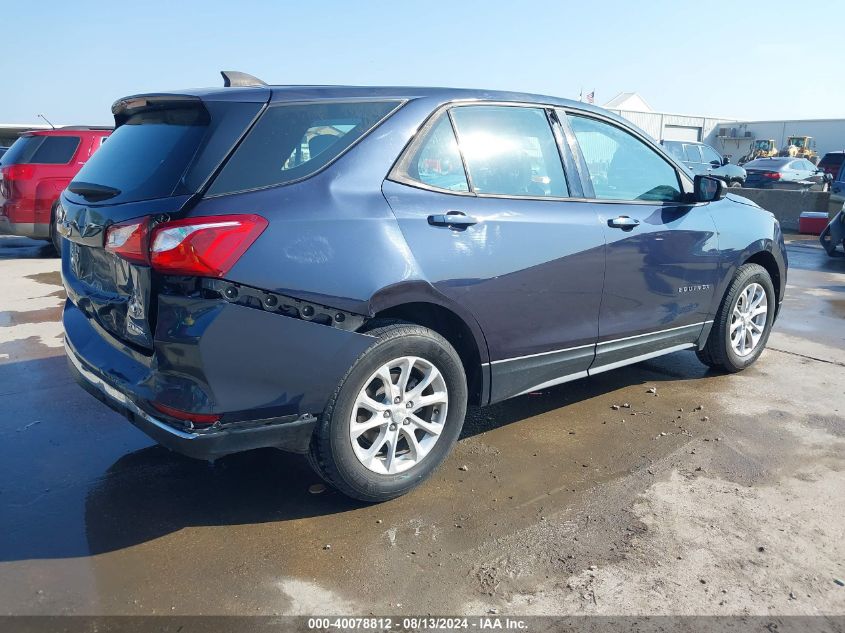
697, 263, 775, 372
309, 321, 467, 502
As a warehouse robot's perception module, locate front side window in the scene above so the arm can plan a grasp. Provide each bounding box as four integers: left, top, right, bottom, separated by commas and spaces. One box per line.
394, 114, 469, 192
700, 145, 723, 166
663, 141, 685, 163
450, 105, 567, 197
568, 115, 682, 202
683, 144, 703, 163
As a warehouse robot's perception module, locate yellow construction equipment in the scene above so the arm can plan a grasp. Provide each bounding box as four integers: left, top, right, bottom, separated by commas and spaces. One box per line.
740, 139, 778, 164
779, 136, 818, 161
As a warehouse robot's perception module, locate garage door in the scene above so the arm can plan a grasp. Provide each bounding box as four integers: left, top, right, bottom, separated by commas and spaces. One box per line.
663, 125, 701, 142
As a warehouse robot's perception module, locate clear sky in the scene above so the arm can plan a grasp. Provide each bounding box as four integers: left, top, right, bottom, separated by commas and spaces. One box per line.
2, 0, 842, 125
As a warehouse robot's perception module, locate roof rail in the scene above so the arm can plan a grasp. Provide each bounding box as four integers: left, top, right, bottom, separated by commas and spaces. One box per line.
221, 70, 267, 88
57, 126, 114, 131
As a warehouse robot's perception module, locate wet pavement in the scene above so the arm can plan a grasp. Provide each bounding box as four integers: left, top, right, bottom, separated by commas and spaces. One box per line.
0, 233, 843, 616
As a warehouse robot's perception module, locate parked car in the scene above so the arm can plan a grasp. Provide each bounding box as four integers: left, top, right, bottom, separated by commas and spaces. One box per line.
61, 77, 787, 502
661, 140, 746, 187
818, 151, 845, 181
0, 127, 111, 252
742, 157, 830, 190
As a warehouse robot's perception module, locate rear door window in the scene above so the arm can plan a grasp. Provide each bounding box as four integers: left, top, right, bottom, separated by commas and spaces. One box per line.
2, 135, 80, 165
449, 105, 568, 197
208, 101, 400, 195
568, 114, 682, 202
391, 114, 469, 192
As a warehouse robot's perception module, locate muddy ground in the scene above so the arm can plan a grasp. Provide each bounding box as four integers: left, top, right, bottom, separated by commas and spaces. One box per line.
0, 234, 843, 617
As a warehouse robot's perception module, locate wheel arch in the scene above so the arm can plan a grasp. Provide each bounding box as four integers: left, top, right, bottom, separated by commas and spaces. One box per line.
365, 284, 490, 406
743, 249, 782, 306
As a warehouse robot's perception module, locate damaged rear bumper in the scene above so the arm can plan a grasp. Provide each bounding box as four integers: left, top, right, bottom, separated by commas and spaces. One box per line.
63, 290, 375, 460
67, 342, 317, 459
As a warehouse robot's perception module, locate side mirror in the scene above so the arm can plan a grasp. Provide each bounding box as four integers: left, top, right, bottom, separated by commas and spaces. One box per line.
710, 159, 722, 168
694, 175, 726, 202
722, 156, 730, 166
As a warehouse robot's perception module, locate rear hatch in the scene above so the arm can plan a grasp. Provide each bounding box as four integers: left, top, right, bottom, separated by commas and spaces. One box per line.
0, 133, 81, 206
61, 92, 268, 350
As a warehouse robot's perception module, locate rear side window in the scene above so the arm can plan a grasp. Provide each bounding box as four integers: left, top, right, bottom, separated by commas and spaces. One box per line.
568, 115, 682, 202
208, 101, 399, 195
450, 106, 567, 197
2, 135, 79, 165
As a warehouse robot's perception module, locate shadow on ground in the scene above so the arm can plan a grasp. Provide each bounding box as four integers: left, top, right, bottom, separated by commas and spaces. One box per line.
0, 350, 711, 563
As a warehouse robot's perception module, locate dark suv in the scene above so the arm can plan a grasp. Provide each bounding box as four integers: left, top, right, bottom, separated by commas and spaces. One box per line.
62, 75, 787, 501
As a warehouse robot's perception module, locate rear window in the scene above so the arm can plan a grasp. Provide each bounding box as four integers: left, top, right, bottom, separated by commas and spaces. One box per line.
207, 101, 400, 195
820, 153, 844, 169
2, 135, 80, 165
70, 105, 210, 204
745, 158, 790, 169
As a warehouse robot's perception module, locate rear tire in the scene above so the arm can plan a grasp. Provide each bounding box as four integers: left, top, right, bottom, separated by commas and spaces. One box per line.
49, 203, 62, 256
697, 263, 775, 372
308, 321, 467, 502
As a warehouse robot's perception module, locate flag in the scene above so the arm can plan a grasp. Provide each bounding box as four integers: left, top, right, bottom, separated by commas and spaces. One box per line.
586, 91, 595, 104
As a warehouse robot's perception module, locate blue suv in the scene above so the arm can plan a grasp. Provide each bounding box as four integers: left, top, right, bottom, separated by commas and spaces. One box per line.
60, 73, 787, 501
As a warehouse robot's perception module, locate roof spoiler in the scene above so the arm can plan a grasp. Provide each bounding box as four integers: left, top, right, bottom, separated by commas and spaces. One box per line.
221, 70, 267, 88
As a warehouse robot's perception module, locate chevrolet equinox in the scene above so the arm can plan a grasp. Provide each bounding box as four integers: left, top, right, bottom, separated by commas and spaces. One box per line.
61, 72, 787, 501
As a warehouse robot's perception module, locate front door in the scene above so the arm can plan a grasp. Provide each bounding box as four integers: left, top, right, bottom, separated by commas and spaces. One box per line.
383, 104, 606, 402
563, 111, 721, 370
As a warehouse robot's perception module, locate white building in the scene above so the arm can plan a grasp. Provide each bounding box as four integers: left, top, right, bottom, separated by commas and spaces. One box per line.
603, 92, 845, 163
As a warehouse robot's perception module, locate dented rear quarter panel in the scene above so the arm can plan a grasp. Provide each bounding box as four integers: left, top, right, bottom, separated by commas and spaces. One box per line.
191, 96, 493, 366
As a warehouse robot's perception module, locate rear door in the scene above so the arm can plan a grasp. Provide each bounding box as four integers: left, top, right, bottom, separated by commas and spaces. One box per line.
562, 111, 720, 370
383, 103, 606, 402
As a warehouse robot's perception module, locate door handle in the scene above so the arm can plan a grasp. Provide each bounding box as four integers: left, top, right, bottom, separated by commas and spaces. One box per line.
428, 211, 478, 229
608, 216, 640, 230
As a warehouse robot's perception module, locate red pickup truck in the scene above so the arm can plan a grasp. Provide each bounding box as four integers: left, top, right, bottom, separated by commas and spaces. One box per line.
0, 127, 111, 253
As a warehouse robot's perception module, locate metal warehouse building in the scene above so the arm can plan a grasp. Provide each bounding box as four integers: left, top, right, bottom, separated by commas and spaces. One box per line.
605, 92, 845, 164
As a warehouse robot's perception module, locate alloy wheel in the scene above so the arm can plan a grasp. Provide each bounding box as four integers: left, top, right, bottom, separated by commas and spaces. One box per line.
730, 282, 768, 357
349, 356, 448, 474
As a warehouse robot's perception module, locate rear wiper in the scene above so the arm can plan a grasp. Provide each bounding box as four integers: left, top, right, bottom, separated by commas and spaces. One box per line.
68, 181, 121, 202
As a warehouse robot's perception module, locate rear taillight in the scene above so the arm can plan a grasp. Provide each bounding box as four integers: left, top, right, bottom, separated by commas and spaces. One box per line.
104, 219, 149, 264
149, 214, 268, 277
1, 164, 35, 180
103, 214, 267, 277
151, 402, 221, 427
762, 171, 781, 180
